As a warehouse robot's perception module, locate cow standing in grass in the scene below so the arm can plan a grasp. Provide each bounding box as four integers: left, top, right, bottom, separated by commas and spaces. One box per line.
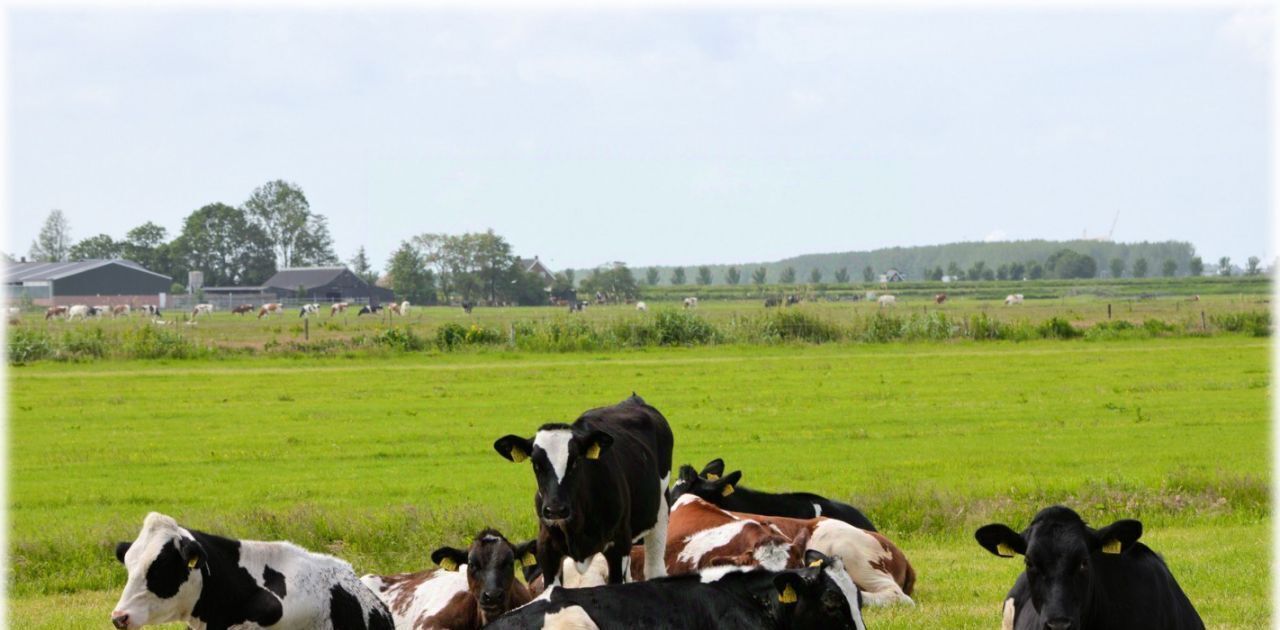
231, 304, 255, 315
191, 304, 214, 318
1004, 294, 1024, 306
45, 306, 68, 320
494, 393, 674, 587
258, 303, 285, 318
330, 302, 350, 317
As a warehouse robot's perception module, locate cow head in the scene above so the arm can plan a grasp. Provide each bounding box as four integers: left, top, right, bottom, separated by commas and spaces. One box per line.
431, 530, 536, 622
774, 550, 866, 630
667, 464, 741, 505
111, 513, 206, 629
494, 424, 613, 525
976, 506, 1143, 630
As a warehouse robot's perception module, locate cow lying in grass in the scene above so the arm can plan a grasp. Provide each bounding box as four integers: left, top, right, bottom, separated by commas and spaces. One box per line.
361, 528, 536, 630
111, 512, 393, 630
670, 459, 876, 531
976, 506, 1203, 630
488, 550, 865, 630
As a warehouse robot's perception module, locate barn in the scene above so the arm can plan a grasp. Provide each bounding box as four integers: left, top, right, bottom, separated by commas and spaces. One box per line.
262, 266, 395, 303
5, 259, 171, 306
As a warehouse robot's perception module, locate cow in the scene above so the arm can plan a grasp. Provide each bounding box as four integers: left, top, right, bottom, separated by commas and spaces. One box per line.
765, 297, 781, 308
389, 301, 411, 316
635, 302, 647, 312
668, 460, 876, 531
683, 297, 699, 309
975, 505, 1203, 630
462, 301, 476, 314
493, 393, 674, 588
111, 512, 393, 630
45, 306, 68, 320
357, 304, 382, 316
1188, 294, 1200, 302
877, 295, 897, 307
1004, 294, 1024, 306
138, 305, 160, 317
487, 550, 865, 630
786, 295, 801, 306
191, 304, 214, 318
299, 303, 320, 318
934, 293, 947, 305
258, 303, 285, 319
67, 304, 91, 321
112, 305, 132, 317
91, 305, 111, 318
231, 304, 255, 316
361, 529, 536, 629
330, 302, 350, 317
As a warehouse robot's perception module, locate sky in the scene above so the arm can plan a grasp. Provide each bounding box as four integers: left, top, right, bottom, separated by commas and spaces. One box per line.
5, 6, 1273, 272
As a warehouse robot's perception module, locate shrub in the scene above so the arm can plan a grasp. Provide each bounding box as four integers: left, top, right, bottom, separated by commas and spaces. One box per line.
60, 327, 110, 359
1211, 311, 1270, 337
651, 309, 718, 346
862, 313, 905, 342
8, 328, 54, 365
376, 327, 428, 352
122, 325, 202, 359
761, 310, 842, 343
1037, 317, 1080, 339
966, 313, 1008, 341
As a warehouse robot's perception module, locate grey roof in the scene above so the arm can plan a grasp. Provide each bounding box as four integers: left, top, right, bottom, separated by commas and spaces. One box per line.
4, 259, 170, 283
263, 267, 349, 289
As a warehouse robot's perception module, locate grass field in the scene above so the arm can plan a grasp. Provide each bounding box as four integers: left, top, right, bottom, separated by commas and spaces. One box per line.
9, 334, 1269, 627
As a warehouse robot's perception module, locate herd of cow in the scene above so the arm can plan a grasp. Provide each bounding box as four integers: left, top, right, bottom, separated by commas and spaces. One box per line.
108, 395, 1205, 630
40, 301, 416, 323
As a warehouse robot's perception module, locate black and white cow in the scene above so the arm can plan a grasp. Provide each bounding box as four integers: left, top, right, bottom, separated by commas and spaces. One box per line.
111, 512, 393, 630
494, 393, 674, 587
487, 550, 865, 630
357, 304, 382, 316
975, 505, 1203, 630
668, 459, 877, 532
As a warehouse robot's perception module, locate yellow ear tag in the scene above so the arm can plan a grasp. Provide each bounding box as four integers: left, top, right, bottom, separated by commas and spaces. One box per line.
778, 584, 797, 604
808, 559, 823, 568
1101, 540, 1122, 555
585, 443, 601, 460
996, 543, 1016, 558
705, 473, 720, 481
510, 447, 527, 463
440, 557, 458, 571
522, 552, 537, 566
187, 556, 198, 569
721, 484, 734, 497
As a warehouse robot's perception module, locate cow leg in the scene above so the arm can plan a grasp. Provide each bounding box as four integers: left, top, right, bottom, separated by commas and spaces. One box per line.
643, 474, 670, 579
538, 547, 566, 588
604, 545, 626, 585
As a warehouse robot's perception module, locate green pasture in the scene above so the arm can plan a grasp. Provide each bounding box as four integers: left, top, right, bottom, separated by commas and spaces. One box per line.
8, 337, 1271, 627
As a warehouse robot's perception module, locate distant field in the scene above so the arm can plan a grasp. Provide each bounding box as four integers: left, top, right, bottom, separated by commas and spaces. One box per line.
9, 337, 1269, 628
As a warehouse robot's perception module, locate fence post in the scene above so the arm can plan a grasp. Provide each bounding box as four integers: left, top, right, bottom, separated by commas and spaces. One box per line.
305, 317, 309, 341
1201, 310, 1207, 331
1107, 304, 1111, 319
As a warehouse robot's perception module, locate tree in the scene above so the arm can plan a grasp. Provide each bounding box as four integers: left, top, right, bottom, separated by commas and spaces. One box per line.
550, 271, 576, 301
1026, 260, 1045, 280
982, 268, 995, 281
1045, 249, 1097, 279
580, 263, 640, 301
752, 267, 767, 285
348, 246, 379, 285
862, 265, 875, 282
243, 180, 336, 267
834, 267, 850, 283
68, 234, 121, 260
121, 222, 175, 275
926, 266, 944, 282
472, 230, 517, 303
29, 209, 72, 262
1108, 257, 1125, 279
1162, 259, 1178, 277
967, 261, 987, 281
808, 268, 822, 283
1132, 257, 1148, 278
385, 240, 436, 304
1009, 261, 1026, 281
725, 266, 742, 285
696, 266, 713, 286
780, 267, 796, 283
173, 203, 276, 286
646, 268, 660, 286
1189, 256, 1204, 276
946, 262, 962, 279
1218, 256, 1232, 277
996, 264, 1010, 281
1246, 256, 1262, 276
670, 267, 686, 286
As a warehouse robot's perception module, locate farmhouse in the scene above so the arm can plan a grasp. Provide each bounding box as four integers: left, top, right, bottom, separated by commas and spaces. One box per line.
4, 259, 171, 305
516, 256, 555, 286
205, 266, 396, 304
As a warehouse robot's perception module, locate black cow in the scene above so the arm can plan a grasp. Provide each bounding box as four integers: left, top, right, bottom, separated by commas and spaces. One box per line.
357, 305, 383, 316
765, 297, 781, 308
494, 393, 673, 587
486, 550, 865, 630
786, 295, 801, 306
668, 458, 876, 532
975, 505, 1203, 630
111, 512, 392, 630
462, 301, 476, 314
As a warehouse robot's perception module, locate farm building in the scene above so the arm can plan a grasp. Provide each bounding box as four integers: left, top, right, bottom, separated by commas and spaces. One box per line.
4, 259, 171, 305
517, 256, 556, 286
205, 266, 395, 304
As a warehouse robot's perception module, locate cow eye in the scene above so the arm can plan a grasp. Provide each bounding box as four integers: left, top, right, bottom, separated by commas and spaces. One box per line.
1078, 559, 1088, 572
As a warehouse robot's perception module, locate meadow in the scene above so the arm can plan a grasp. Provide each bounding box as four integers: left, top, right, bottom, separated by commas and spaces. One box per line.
8, 334, 1270, 627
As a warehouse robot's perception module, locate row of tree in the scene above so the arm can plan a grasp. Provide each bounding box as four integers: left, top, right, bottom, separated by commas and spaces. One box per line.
382, 231, 549, 306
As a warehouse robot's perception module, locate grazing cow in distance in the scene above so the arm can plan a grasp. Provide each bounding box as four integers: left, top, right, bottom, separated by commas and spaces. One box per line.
668, 460, 876, 531
877, 295, 897, 307
786, 295, 801, 306
635, 301, 647, 312
462, 301, 475, 314
487, 550, 866, 630
299, 303, 320, 317
231, 304, 255, 316
683, 297, 699, 309
138, 305, 159, 317
934, 293, 947, 305
191, 304, 214, 318
976, 505, 1203, 630
361, 529, 535, 630
112, 305, 132, 317
45, 306, 68, 320
568, 301, 587, 313
112, 512, 392, 630
258, 303, 285, 319
1188, 295, 1200, 302
330, 302, 350, 317
765, 297, 781, 308
67, 305, 91, 321
357, 304, 382, 316
91, 305, 110, 318
1004, 294, 1024, 306
388, 301, 411, 316
493, 393, 674, 587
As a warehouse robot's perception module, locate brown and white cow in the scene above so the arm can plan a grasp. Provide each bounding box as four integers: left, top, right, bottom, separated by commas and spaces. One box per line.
257, 303, 285, 319
330, 302, 350, 317
361, 529, 535, 630
388, 301, 411, 316
112, 305, 132, 317
191, 304, 214, 318
934, 293, 947, 305
45, 306, 68, 320
231, 304, 255, 315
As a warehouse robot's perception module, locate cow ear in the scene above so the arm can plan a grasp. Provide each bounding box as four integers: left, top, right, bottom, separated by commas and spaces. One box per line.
1094, 519, 1142, 555
773, 572, 805, 606
581, 431, 613, 460
431, 547, 468, 571
802, 549, 832, 568
975, 524, 1026, 558
177, 538, 203, 570
700, 458, 726, 480
511, 539, 538, 569
115, 542, 132, 564
717, 471, 742, 497
494, 435, 534, 463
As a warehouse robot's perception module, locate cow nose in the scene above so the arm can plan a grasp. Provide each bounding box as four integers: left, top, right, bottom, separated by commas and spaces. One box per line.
480, 590, 503, 606
111, 612, 130, 629
542, 505, 569, 520
1045, 620, 1072, 630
